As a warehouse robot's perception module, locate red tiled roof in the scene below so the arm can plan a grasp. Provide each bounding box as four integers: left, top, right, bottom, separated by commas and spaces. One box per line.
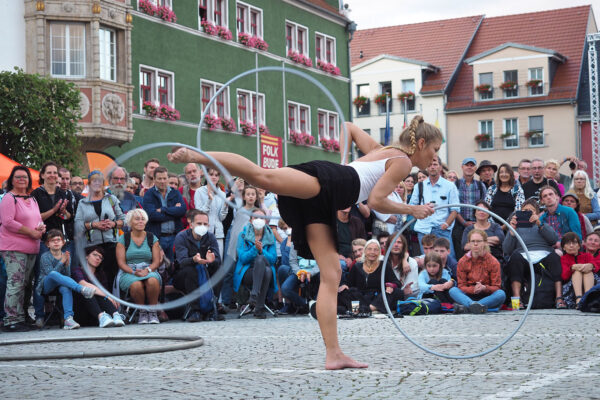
304, 0, 344, 17
351, 16, 484, 93
446, 5, 592, 110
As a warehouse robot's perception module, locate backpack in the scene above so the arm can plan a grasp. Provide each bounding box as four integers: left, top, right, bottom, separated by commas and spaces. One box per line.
521, 261, 556, 309
123, 231, 155, 251
579, 283, 600, 313
195, 263, 216, 314
396, 298, 442, 316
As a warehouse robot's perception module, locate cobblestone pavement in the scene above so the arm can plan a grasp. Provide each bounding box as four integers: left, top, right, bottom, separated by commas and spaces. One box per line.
0, 309, 599, 399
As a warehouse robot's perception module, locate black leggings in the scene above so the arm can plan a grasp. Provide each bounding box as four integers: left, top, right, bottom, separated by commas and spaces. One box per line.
73, 292, 117, 326
241, 255, 272, 310
505, 251, 562, 283
172, 263, 223, 309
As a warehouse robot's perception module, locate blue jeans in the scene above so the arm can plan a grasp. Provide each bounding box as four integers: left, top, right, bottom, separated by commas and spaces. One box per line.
42, 270, 84, 319
219, 255, 236, 305
277, 265, 305, 308
449, 287, 506, 309
159, 235, 176, 263
0, 256, 6, 320
418, 227, 456, 259
33, 241, 75, 319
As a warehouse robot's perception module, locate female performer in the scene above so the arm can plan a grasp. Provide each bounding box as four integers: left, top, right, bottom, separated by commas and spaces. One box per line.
167, 115, 441, 370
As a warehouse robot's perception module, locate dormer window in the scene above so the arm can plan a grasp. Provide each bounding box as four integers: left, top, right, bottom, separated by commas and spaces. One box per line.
502, 70, 518, 98
528, 68, 544, 96
478, 73, 493, 100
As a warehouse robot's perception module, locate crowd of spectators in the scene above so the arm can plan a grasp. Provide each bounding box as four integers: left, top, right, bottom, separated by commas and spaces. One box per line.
1, 153, 599, 333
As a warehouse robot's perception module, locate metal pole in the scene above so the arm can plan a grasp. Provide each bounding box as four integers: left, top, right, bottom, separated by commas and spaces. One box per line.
255, 52, 260, 166
587, 33, 600, 187
282, 62, 288, 166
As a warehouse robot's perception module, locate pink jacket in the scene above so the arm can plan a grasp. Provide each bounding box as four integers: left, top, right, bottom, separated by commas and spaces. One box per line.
0, 193, 42, 254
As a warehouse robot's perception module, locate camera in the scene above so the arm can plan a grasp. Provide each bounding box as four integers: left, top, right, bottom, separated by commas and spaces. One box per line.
569, 161, 577, 170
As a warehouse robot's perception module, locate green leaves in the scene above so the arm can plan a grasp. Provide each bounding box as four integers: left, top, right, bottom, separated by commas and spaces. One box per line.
0, 68, 82, 173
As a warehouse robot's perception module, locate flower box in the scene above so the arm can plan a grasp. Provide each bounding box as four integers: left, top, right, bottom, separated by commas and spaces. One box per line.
240, 120, 257, 136
238, 33, 269, 50
499, 81, 518, 90
259, 124, 269, 135
158, 5, 177, 22
216, 25, 232, 40
320, 137, 340, 152
475, 84, 491, 93
287, 50, 313, 67
139, 0, 157, 16
201, 20, 218, 35
220, 117, 236, 132
353, 96, 368, 108
204, 114, 220, 130
397, 91, 414, 101
526, 79, 542, 88
142, 101, 159, 118
501, 132, 515, 139
316, 60, 340, 76
474, 134, 491, 143
289, 130, 315, 146
142, 101, 180, 121
525, 130, 542, 138
374, 94, 389, 105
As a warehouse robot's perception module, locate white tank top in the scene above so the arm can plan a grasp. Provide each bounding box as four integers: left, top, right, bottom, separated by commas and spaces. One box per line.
348, 155, 408, 203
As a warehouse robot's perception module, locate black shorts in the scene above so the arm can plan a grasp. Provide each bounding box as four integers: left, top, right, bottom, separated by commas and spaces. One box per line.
278, 160, 360, 259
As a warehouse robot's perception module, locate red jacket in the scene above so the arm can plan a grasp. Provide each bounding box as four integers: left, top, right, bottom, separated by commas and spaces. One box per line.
560, 252, 597, 281
456, 252, 501, 295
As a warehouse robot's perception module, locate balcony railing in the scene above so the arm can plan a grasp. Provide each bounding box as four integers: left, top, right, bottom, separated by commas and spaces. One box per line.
476, 132, 546, 151
473, 82, 552, 101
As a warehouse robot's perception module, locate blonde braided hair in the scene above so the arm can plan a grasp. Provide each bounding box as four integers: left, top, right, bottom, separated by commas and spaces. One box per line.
384, 115, 442, 155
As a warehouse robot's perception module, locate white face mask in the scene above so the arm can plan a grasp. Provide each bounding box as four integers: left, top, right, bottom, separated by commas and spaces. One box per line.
194, 225, 208, 237
286, 228, 292, 235
252, 219, 266, 230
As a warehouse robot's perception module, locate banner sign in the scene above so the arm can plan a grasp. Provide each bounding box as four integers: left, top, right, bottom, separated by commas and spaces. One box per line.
260, 133, 282, 169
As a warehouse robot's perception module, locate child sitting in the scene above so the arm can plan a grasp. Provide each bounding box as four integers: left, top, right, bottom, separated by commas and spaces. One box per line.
417, 252, 454, 303
36, 229, 96, 329
560, 232, 598, 308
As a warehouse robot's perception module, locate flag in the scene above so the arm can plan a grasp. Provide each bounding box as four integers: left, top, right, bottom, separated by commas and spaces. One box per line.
384, 95, 391, 145
402, 97, 408, 129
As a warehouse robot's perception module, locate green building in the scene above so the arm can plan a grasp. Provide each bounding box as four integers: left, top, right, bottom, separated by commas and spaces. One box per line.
107, 0, 354, 173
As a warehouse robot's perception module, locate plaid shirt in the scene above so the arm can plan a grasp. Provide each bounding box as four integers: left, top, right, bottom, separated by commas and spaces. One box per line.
545, 213, 562, 239
456, 178, 486, 222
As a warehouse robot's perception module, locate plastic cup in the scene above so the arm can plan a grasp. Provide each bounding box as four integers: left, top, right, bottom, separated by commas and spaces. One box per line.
351, 301, 359, 314
511, 297, 520, 310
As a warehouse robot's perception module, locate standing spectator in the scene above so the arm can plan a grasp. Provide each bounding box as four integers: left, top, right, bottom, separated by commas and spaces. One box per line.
568, 170, 600, 225
461, 200, 505, 261
168, 172, 180, 190
484, 163, 525, 224
194, 168, 229, 257
59, 167, 83, 223
544, 159, 565, 196
139, 158, 160, 197
539, 185, 582, 241
561, 193, 594, 239
179, 163, 204, 214
522, 158, 560, 201
446, 170, 458, 183
1, 166, 45, 332
75, 170, 125, 290
404, 174, 415, 203
517, 159, 531, 187
453, 157, 487, 259
108, 167, 139, 215
409, 155, 460, 258
372, 182, 405, 235
450, 229, 506, 313
557, 156, 586, 190
70, 175, 85, 196
129, 171, 142, 195
143, 166, 186, 262
417, 170, 428, 182
336, 207, 367, 262
560, 232, 598, 308
476, 160, 497, 189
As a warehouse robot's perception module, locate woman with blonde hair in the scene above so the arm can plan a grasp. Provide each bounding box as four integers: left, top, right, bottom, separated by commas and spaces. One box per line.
544, 159, 565, 196
567, 170, 600, 225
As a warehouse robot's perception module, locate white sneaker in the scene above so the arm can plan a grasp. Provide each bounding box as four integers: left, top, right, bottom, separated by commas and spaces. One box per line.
112, 312, 125, 327
63, 316, 80, 330
138, 311, 149, 324
148, 311, 160, 324
99, 312, 114, 328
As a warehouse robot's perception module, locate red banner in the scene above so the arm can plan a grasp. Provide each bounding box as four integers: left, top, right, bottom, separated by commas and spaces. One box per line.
260, 133, 283, 169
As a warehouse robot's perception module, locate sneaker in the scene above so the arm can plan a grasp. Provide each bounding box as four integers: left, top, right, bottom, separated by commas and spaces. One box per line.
35, 317, 44, 329
63, 316, 80, 330
99, 312, 114, 328
112, 312, 125, 327
278, 303, 295, 315
81, 286, 96, 299
468, 302, 487, 314
216, 303, 228, 315
147, 311, 160, 324
253, 308, 267, 319
187, 311, 202, 322
138, 311, 149, 324
2, 322, 32, 332
452, 303, 468, 314
309, 300, 317, 320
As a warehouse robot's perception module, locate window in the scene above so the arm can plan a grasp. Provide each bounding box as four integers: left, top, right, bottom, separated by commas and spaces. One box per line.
236, 2, 263, 38
139, 66, 175, 108
237, 89, 264, 125
379, 127, 393, 145
318, 110, 338, 140
142, 0, 172, 8
98, 27, 116, 81
503, 118, 518, 149
378, 81, 392, 114
199, 0, 228, 27
528, 116, 544, 147
478, 120, 493, 150
315, 32, 336, 64
356, 84, 370, 116
201, 80, 229, 118
287, 101, 310, 135
50, 23, 85, 77
285, 21, 308, 55
478, 72, 493, 100
503, 70, 518, 98
401, 79, 415, 112
529, 68, 543, 96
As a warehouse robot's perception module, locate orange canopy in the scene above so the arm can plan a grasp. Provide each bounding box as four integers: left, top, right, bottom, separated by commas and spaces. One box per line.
0, 153, 40, 189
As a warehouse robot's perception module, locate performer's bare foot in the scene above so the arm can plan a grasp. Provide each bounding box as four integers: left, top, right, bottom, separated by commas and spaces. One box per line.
325, 350, 368, 370
167, 147, 195, 164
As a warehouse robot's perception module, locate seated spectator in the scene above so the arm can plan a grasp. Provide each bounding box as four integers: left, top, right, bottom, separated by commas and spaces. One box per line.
115, 209, 162, 324
567, 170, 600, 226
484, 163, 525, 224
72, 246, 125, 328
450, 229, 506, 313
233, 209, 278, 319
539, 185, 582, 243
37, 230, 96, 330
417, 252, 454, 303
561, 193, 594, 239
432, 237, 458, 280
461, 200, 505, 261
415, 233, 437, 269
350, 238, 367, 270
173, 209, 223, 322
386, 234, 419, 297
503, 199, 564, 309
338, 239, 403, 316
544, 159, 565, 196
584, 231, 600, 261
560, 232, 598, 308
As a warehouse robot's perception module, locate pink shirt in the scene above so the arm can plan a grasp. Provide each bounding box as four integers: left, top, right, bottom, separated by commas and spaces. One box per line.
0, 193, 43, 254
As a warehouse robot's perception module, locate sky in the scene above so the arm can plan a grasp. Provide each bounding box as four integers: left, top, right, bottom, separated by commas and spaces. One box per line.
344, 0, 599, 29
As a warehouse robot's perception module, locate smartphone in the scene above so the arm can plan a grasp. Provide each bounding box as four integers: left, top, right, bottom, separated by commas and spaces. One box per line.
515, 210, 533, 228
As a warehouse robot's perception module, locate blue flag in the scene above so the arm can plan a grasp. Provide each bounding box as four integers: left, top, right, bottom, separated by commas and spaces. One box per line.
384, 95, 391, 145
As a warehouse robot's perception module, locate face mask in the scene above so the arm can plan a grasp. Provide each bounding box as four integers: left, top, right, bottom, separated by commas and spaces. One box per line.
286, 228, 292, 236
252, 219, 266, 230
194, 225, 208, 237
